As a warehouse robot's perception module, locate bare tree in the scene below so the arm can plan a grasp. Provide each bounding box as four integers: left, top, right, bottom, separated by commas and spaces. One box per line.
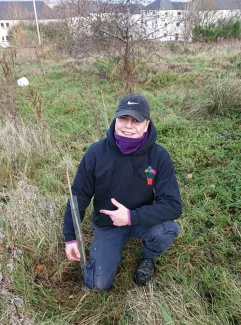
181, 0, 202, 43
56, 0, 183, 92
5, 2, 34, 20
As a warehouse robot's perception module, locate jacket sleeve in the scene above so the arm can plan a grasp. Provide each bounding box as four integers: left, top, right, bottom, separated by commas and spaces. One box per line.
63, 148, 96, 242
130, 152, 182, 226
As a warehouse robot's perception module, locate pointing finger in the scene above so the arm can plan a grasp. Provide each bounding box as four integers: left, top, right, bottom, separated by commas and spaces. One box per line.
100, 209, 113, 216
111, 198, 123, 208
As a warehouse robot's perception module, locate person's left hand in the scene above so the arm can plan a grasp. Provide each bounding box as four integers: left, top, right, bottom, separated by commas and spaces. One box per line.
100, 198, 129, 226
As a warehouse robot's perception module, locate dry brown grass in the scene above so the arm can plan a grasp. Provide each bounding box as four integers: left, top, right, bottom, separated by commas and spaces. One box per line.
0, 119, 58, 176
124, 281, 222, 325
0, 119, 64, 258
4, 179, 62, 258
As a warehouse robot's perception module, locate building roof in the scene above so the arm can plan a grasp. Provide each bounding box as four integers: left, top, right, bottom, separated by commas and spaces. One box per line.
146, 0, 186, 11
146, 0, 241, 11
198, 0, 241, 10
0, 1, 55, 20
1, 0, 240, 21
55, 1, 144, 19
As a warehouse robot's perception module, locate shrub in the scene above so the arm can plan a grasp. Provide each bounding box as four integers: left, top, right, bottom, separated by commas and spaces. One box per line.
146, 71, 196, 89
9, 22, 74, 53
193, 18, 241, 42
8, 23, 34, 47
146, 71, 177, 88
183, 78, 241, 117
92, 58, 116, 77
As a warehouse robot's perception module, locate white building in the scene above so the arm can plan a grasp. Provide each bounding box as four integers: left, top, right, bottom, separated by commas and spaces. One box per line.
135, 0, 187, 41
190, 0, 241, 24
1, 0, 241, 47
0, 1, 56, 46
133, 0, 241, 42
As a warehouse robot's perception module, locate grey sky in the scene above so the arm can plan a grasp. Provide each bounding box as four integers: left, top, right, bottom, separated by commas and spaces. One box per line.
0, 0, 189, 2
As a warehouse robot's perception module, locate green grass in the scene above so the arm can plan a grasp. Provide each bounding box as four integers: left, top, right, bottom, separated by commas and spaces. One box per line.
0, 43, 241, 324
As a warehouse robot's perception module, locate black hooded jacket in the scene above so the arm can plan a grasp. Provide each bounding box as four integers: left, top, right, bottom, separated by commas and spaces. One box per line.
63, 119, 182, 242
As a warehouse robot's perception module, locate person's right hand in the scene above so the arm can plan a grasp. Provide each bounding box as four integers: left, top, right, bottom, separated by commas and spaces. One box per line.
65, 242, 81, 261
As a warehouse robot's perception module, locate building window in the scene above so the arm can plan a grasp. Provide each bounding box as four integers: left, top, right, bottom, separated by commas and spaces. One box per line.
176, 22, 180, 27
6, 22, 9, 28
1, 23, 4, 28
6, 36, 9, 41
165, 12, 168, 16
177, 12, 182, 15
165, 23, 167, 27
164, 33, 167, 37
2, 36, 4, 41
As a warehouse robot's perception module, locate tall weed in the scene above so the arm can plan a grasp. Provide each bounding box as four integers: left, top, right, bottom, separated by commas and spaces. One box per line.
0, 80, 19, 126
0, 48, 17, 81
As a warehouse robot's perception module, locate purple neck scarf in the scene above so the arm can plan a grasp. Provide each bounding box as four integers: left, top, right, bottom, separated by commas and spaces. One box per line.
114, 131, 149, 154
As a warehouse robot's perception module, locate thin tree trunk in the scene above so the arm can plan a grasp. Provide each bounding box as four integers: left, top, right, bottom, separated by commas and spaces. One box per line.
123, 0, 134, 93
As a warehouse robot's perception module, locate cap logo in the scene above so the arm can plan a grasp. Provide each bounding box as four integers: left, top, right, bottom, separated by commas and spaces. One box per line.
127, 101, 139, 105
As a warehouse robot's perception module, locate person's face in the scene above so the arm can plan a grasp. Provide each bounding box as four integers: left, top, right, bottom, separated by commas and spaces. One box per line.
115, 115, 150, 138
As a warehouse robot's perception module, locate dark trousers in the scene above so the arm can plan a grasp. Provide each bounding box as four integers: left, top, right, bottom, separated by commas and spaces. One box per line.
83, 220, 180, 291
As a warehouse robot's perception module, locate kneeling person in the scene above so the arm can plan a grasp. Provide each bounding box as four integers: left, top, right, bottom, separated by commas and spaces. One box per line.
63, 94, 182, 291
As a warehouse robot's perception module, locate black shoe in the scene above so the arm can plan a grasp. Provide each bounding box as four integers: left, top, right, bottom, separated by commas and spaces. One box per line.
134, 258, 155, 285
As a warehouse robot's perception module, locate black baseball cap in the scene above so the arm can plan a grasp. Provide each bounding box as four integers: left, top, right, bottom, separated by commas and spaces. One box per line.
114, 94, 150, 122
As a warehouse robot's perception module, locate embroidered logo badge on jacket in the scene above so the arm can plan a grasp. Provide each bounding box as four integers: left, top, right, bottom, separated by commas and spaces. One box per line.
145, 166, 156, 185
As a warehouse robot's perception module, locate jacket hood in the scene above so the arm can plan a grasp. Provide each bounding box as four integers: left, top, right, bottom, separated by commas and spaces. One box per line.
106, 119, 157, 155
